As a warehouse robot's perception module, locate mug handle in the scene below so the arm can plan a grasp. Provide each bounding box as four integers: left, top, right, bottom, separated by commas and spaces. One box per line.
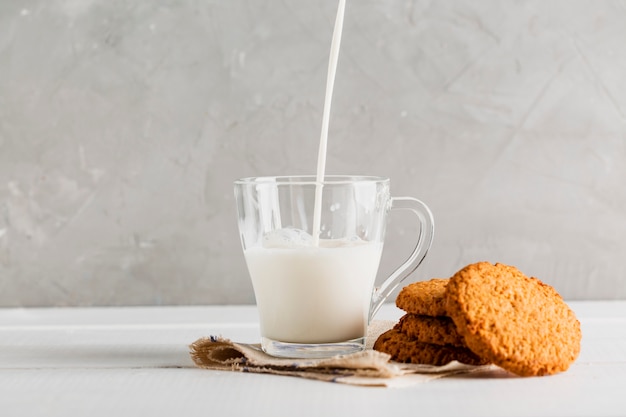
369, 197, 435, 321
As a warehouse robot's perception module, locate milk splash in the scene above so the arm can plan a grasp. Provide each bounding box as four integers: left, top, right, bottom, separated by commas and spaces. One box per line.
312, 0, 346, 246
263, 228, 367, 249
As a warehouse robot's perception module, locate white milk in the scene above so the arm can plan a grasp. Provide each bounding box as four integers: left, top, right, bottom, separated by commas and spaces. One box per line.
312, 0, 346, 245
244, 239, 382, 344
246, 1, 357, 346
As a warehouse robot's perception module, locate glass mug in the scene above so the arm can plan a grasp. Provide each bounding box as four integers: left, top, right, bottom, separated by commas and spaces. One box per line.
234, 175, 434, 358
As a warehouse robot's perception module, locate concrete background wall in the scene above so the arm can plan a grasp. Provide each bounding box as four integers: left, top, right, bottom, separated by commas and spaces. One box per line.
1, 0, 625, 306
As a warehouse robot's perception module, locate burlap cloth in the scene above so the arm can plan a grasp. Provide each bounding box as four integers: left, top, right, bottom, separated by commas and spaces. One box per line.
189, 320, 494, 387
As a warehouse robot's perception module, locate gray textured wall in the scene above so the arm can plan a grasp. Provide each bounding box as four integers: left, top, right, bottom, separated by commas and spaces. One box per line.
1, 0, 625, 307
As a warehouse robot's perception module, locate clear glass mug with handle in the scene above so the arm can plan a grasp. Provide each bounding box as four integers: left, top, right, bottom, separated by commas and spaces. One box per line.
234, 175, 434, 358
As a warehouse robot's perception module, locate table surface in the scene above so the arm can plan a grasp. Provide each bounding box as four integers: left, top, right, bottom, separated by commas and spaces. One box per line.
1, 301, 625, 417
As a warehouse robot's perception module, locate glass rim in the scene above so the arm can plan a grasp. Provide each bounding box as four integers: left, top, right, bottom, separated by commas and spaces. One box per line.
234, 175, 390, 186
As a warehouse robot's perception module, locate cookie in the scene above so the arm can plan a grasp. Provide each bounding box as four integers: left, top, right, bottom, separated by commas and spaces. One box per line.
445, 261, 582, 377
373, 328, 489, 366
395, 314, 466, 347
396, 278, 450, 316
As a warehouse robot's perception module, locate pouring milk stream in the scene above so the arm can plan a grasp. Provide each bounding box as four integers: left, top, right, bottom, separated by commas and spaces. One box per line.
312, 0, 346, 246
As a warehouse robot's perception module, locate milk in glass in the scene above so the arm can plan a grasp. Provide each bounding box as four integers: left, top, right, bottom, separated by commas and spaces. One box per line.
245, 236, 382, 344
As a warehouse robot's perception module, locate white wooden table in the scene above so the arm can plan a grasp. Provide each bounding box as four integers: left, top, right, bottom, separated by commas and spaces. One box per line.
1, 301, 625, 417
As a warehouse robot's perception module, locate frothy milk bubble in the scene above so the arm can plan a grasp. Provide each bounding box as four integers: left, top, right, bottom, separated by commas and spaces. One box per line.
262, 228, 314, 248
262, 228, 365, 249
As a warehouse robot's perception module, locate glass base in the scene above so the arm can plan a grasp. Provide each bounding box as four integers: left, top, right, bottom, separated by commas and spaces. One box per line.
261, 336, 366, 359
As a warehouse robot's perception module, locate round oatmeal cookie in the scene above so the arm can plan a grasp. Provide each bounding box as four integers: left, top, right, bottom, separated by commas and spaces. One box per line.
445, 262, 582, 377
395, 314, 466, 347
373, 328, 489, 366
396, 278, 450, 316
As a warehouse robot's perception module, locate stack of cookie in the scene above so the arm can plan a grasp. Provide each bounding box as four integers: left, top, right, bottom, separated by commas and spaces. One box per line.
374, 278, 488, 366
374, 262, 582, 376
